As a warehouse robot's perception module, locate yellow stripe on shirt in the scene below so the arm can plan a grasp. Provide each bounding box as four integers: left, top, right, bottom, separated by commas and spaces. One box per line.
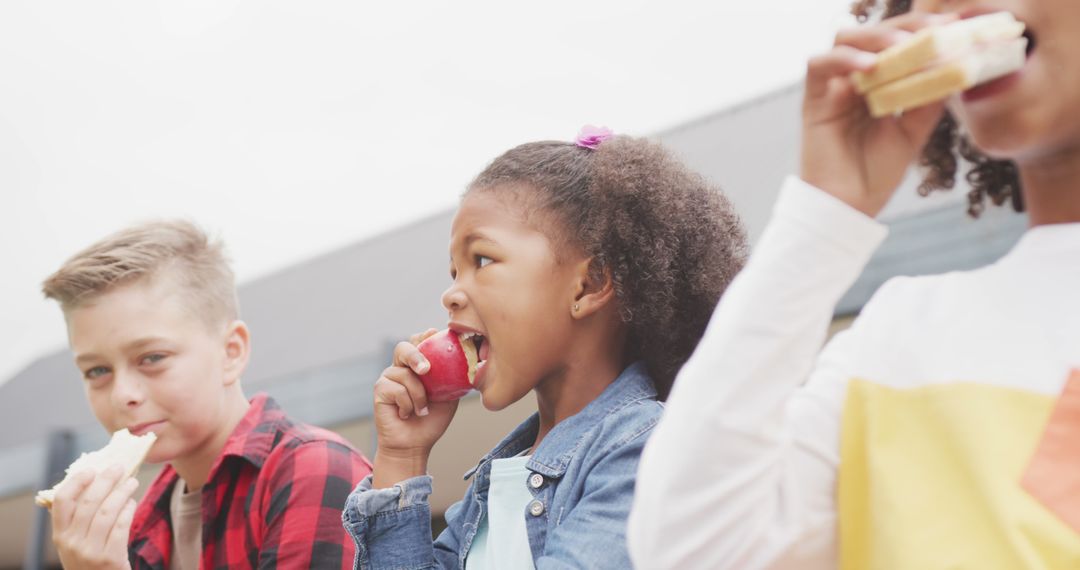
840, 379, 1080, 570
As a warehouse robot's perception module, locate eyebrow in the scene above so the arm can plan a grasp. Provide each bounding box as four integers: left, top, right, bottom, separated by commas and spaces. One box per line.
74, 353, 100, 366
450, 232, 498, 262
463, 232, 497, 247
74, 337, 171, 365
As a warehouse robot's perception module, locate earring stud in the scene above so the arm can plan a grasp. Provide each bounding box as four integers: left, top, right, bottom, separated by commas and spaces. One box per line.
573, 304, 580, 311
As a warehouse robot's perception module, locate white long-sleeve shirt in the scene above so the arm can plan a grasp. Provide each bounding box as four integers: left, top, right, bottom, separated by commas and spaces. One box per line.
629, 177, 1080, 569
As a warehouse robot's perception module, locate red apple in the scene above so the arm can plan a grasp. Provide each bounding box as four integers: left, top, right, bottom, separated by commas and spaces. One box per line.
416, 329, 479, 402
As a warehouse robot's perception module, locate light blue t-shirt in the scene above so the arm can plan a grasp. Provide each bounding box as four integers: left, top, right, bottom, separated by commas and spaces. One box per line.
466, 454, 536, 570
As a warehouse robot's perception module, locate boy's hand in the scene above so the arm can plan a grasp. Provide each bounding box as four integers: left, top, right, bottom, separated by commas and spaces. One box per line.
371, 328, 459, 488
50, 465, 138, 570
801, 11, 957, 218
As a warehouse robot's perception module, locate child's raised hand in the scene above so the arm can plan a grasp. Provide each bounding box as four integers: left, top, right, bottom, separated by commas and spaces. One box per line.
800, 11, 958, 218
371, 328, 459, 488
49, 465, 138, 570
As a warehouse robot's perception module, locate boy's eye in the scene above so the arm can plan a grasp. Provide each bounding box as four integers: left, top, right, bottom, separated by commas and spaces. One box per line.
84, 366, 110, 380
475, 255, 493, 268
141, 353, 167, 366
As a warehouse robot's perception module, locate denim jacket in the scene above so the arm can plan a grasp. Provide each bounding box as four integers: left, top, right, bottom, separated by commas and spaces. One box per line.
342, 362, 662, 569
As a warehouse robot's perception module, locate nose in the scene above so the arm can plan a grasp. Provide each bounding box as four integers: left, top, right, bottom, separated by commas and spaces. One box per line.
111, 367, 146, 409
441, 281, 468, 314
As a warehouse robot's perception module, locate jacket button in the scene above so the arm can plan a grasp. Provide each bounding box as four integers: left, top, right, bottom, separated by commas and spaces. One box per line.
528, 500, 545, 517
528, 473, 544, 489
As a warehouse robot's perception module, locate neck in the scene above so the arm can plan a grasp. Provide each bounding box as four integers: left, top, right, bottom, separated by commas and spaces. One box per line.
531, 312, 627, 451
1018, 144, 1080, 226
170, 388, 250, 491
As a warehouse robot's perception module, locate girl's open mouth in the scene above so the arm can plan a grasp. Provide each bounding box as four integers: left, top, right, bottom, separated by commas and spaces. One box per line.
458, 331, 488, 384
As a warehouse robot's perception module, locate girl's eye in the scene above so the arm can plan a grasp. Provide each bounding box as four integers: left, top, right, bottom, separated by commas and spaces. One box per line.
476, 255, 493, 268
85, 366, 110, 380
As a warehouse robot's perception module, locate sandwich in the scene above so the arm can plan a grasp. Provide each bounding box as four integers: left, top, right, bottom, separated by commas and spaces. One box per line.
852, 12, 1028, 117
35, 429, 157, 508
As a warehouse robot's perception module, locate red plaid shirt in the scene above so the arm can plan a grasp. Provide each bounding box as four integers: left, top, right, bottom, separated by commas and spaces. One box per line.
129, 393, 372, 569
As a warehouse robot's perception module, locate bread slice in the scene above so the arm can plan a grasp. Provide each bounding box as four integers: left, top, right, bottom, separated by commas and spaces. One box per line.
35, 429, 157, 508
852, 12, 1025, 94
865, 36, 1026, 117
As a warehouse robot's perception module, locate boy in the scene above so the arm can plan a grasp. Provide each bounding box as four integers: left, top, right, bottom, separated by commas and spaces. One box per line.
41, 220, 372, 569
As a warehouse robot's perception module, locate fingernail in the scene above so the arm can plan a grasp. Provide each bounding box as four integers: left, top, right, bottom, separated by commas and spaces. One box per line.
126, 478, 139, 490
418, 407, 430, 417
856, 53, 877, 68
416, 360, 430, 373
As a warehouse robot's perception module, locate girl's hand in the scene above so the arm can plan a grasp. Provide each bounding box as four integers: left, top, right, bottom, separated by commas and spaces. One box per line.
50, 465, 138, 570
801, 11, 957, 218
371, 328, 459, 488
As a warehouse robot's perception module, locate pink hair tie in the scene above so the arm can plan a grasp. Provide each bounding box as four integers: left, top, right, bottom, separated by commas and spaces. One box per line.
575, 125, 614, 149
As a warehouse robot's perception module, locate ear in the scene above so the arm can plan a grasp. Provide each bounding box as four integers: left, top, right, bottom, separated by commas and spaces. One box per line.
570, 258, 616, 319
222, 320, 251, 387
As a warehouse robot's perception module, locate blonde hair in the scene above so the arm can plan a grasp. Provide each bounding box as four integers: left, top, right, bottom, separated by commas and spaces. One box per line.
42, 220, 239, 327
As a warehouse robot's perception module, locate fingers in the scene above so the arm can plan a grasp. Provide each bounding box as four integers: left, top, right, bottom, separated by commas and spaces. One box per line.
104, 498, 137, 556
393, 341, 430, 375
85, 476, 139, 548
881, 10, 958, 33
408, 328, 439, 346
375, 377, 415, 420
50, 469, 96, 534
375, 365, 430, 419
806, 46, 878, 100
807, 12, 959, 102
67, 464, 125, 540
834, 25, 911, 54
51, 466, 135, 569
833, 12, 955, 53
376, 331, 444, 421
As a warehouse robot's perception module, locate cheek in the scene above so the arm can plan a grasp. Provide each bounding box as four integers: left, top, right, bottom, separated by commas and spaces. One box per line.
87, 387, 117, 429
1044, 53, 1080, 134
149, 356, 218, 417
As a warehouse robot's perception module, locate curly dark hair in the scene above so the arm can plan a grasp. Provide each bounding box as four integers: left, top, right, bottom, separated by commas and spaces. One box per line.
467, 136, 748, 399
850, 0, 1024, 216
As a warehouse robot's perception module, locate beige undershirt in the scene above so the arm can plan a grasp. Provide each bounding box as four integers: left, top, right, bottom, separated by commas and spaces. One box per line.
168, 480, 202, 570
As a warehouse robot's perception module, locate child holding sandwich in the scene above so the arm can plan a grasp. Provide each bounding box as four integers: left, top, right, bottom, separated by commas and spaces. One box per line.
630, 1, 1080, 568
341, 128, 748, 569
41, 220, 372, 569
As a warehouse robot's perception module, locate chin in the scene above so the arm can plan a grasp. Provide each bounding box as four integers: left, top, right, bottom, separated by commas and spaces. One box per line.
954, 110, 1028, 157
145, 448, 171, 465
479, 390, 512, 412
968, 122, 1080, 167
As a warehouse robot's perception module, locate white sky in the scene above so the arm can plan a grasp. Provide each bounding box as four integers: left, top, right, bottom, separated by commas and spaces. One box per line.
1, 0, 856, 385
